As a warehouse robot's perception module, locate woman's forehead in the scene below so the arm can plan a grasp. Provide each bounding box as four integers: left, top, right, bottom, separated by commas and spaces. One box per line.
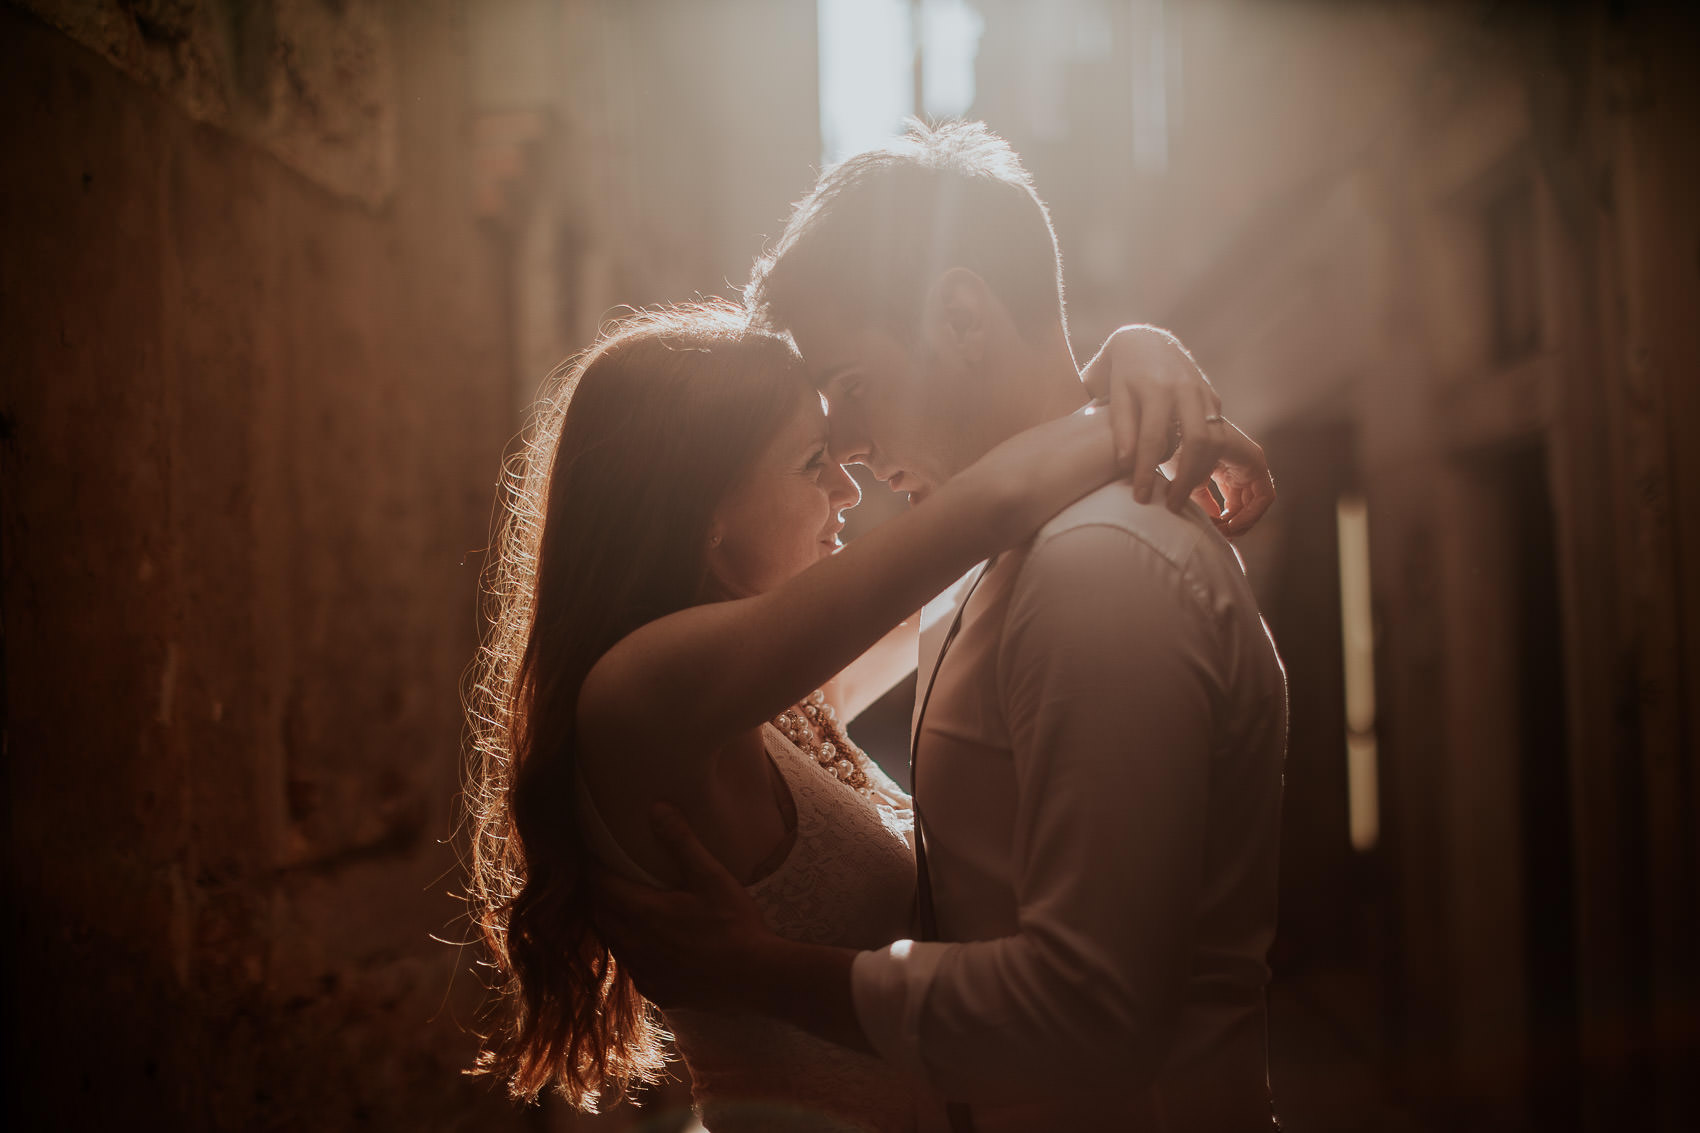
794, 395, 830, 439
761, 384, 828, 449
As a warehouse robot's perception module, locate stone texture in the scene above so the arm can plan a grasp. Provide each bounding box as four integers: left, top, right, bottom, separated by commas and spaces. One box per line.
16, 0, 398, 206
1, 2, 527, 1128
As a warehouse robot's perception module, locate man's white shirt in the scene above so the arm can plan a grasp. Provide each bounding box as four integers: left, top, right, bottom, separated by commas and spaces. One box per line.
852, 476, 1288, 1131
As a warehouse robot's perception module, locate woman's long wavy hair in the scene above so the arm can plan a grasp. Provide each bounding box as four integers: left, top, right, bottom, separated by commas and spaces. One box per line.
464, 301, 810, 1107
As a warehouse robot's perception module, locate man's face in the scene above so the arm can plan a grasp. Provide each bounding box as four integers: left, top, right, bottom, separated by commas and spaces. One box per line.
785, 309, 967, 505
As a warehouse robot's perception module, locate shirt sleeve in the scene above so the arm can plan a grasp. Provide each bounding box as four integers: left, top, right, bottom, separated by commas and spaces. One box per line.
850, 523, 1220, 1102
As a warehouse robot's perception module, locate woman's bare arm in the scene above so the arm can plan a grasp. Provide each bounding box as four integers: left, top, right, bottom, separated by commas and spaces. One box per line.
577, 410, 1119, 771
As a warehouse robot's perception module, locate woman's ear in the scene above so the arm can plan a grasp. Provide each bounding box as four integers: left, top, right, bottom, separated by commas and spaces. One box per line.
921, 267, 992, 365
700, 523, 733, 601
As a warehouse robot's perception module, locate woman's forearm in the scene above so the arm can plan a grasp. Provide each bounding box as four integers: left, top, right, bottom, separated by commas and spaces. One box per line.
581, 411, 1119, 757
588, 477, 1013, 739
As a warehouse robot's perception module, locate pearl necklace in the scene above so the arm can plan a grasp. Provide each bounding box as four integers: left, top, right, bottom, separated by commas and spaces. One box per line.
772, 689, 875, 795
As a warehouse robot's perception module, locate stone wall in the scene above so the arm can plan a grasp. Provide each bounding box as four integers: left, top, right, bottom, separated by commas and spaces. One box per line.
13, 0, 399, 205
1, 2, 532, 1128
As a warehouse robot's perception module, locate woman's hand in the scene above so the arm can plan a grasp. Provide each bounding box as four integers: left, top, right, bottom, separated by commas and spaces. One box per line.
1198, 418, 1276, 537
1081, 324, 1275, 536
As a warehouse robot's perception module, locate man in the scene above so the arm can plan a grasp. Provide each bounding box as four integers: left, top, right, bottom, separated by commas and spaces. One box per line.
603, 121, 1286, 1131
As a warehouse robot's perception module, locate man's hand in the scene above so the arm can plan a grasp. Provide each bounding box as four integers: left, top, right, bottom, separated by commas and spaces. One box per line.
1081, 324, 1275, 536
594, 804, 871, 1052
593, 804, 780, 1012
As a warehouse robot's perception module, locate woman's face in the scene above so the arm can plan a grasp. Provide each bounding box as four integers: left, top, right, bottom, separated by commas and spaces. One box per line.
706, 384, 862, 598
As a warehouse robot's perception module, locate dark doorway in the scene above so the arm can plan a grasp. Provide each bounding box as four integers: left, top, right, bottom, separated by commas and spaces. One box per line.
1497, 441, 1580, 1130
1448, 437, 1581, 1131
1252, 421, 1403, 1130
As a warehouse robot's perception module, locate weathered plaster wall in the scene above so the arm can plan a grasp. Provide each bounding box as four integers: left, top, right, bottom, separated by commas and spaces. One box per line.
1155, 5, 1699, 1127
1, 3, 528, 1128
13, 0, 399, 206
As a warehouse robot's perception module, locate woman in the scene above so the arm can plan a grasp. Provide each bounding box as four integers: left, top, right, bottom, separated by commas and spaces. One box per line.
464, 301, 1256, 1130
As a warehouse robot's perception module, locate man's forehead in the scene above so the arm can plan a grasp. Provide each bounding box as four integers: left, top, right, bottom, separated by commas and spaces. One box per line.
810, 361, 861, 395
790, 335, 857, 391
787, 313, 875, 388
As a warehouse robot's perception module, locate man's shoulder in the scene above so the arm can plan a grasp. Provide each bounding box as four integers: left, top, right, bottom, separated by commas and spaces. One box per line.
1027, 478, 1220, 578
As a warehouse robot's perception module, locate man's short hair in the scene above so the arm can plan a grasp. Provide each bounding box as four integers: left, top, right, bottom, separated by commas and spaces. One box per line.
746, 120, 1067, 344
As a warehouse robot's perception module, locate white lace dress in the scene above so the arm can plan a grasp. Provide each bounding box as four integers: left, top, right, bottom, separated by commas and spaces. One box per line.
577, 723, 919, 1133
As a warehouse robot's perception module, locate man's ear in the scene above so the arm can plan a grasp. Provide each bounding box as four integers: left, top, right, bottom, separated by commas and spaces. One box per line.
921, 267, 993, 365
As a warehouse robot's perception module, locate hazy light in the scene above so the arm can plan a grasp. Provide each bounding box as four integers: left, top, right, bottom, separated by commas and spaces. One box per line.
819, 0, 915, 166
1337, 494, 1379, 852
1347, 734, 1379, 855
1129, 0, 1170, 171
921, 0, 984, 120
818, 0, 984, 167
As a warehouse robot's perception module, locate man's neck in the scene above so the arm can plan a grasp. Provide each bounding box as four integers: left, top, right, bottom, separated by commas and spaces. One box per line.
933, 323, 1088, 483
980, 333, 1088, 447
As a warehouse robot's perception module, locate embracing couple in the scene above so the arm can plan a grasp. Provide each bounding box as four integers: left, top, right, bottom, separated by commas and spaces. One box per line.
466, 121, 1286, 1133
